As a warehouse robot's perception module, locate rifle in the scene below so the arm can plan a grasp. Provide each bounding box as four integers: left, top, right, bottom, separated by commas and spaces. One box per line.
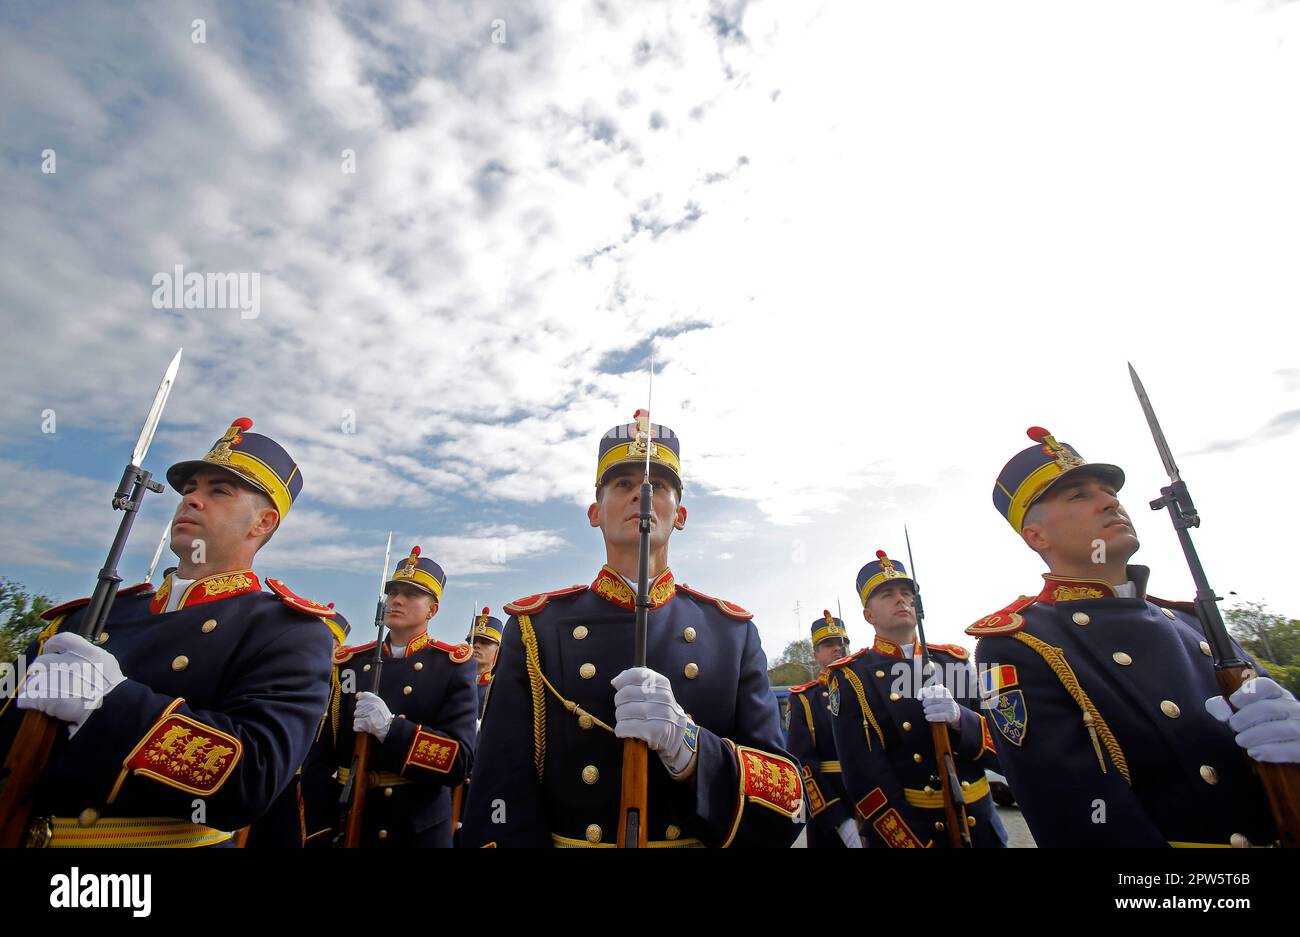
0, 348, 183, 848
1129, 363, 1300, 847
617, 360, 655, 848
336, 531, 393, 848
143, 519, 172, 585
902, 531, 971, 848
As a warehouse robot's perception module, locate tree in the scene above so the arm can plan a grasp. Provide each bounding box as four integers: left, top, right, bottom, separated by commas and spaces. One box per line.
767, 639, 816, 687
0, 577, 55, 663
773, 639, 813, 668
1226, 601, 1300, 696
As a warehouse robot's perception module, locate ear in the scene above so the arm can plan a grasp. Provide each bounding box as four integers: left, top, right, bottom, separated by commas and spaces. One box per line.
587, 502, 602, 528
250, 506, 279, 542
673, 505, 687, 530
1021, 522, 1050, 554
427, 602, 438, 621
862, 605, 877, 627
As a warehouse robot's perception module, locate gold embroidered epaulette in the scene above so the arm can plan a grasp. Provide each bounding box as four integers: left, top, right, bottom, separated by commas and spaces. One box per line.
675, 583, 752, 620
265, 577, 338, 617
929, 643, 971, 661
334, 640, 377, 665
966, 595, 1035, 637
40, 582, 155, 622
430, 640, 473, 664
788, 679, 820, 693
504, 584, 588, 616
826, 648, 868, 670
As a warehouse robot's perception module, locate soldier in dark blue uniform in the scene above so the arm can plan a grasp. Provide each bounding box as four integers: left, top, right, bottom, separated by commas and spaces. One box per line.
786, 611, 860, 848
3, 417, 337, 847
968, 426, 1300, 847
307, 546, 477, 848
462, 416, 803, 848
470, 608, 503, 721
828, 551, 1006, 848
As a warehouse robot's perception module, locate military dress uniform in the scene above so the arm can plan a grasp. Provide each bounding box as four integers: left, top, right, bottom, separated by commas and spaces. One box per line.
309, 547, 477, 848
471, 608, 503, 720
461, 417, 803, 848
827, 553, 1006, 848
0, 419, 337, 847
968, 427, 1276, 847
786, 612, 855, 848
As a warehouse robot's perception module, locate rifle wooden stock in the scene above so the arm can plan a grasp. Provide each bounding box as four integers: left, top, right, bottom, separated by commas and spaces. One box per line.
341, 733, 373, 848
0, 711, 62, 847
1216, 664, 1300, 848
617, 737, 649, 848
928, 724, 969, 848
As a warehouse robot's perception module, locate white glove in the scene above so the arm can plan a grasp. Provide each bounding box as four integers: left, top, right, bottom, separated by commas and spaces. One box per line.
837, 817, 863, 848
16, 633, 125, 736
353, 691, 394, 743
612, 667, 698, 778
1205, 677, 1300, 764
919, 683, 961, 727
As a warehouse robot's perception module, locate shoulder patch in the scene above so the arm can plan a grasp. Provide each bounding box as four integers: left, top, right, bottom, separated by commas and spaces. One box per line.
788, 679, 819, 693
265, 577, 338, 617
966, 595, 1035, 637
675, 583, 753, 620
431, 640, 474, 664
334, 640, 377, 665
40, 582, 155, 622
929, 643, 971, 661
504, 584, 588, 616
826, 647, 869, 670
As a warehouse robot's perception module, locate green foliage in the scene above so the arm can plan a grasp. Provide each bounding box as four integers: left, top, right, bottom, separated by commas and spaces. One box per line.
1226, 601, 1300, 695
0, 577, 56, 663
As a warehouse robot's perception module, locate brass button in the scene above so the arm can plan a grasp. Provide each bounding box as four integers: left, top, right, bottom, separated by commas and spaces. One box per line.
377, 829, 388, 839
414, 662, 423, 671
960, 780, 970, 790
363, 664, 371, 672
585, 824, 602, 844
683, 627, 697, 643
403, 686, 413, 695
934, 822, 944, 832
1072, 612, 1090, 626
581, 765, 599, 785
665, 824, 681, 840
902, 721, 912, 732
573, 626, 588, 640
396, 714, 406, 719
1200, 641, 1212, 657
875, 670, 885, 678
95, 633, 110, 645
578, 714, 595, 730
77, 808, 99, 827
1230, 833, 1250, 848
913, 753, 923, 763
1161, 607, 1177, 620
1200, 765, 1219, 785
967, 816, 977, 828
383, 787, 393, 797
923, 785, 934, 794
889, 693, 901, 702
684, 663, 699, 679
1160, 700, 1181, 718
1112, 652, 1133, 666
579, 663, 596, 679
171, 655, 189, 671
201, 619, 217, 633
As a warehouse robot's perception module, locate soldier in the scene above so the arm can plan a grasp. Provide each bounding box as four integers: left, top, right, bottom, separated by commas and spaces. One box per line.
470, 608, 503, 720
1, 417, 337, 847
786, 610, 860, 848
461, 416, 803, 848
309, 546, 477, 848
828, 551, 1006, 848
968, 426, 1300, 847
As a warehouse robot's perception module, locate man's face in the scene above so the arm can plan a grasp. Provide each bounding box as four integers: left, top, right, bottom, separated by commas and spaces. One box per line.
473, 638, 499, 672
813, 638, 846, 669
384, 583, 437, 630
1022, 475, 1139, 568
587, 464, 686, 550
864, 581, 916, 631
172, 468, 277, 565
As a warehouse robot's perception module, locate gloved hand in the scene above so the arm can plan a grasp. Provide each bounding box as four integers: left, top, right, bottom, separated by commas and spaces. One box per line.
837, 817, 863, 848
612, 667, 698, 778
353, 691, 394, 743
17, 633, 125, 736
919, 682, 961, 727
1205, 676, 1300, 764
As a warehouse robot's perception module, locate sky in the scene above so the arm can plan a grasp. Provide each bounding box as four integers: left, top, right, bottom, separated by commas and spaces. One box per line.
2, 0, 1298, 660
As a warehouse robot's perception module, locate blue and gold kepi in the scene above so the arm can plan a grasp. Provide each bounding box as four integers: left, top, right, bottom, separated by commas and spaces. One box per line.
166, 417, 302, 521
993, 426, 1125, 532
386, 545, 446, 602
856, 550, 915, 607
470, 606, 503, 644
596, 409, 682, 492
811, 609, 848, 646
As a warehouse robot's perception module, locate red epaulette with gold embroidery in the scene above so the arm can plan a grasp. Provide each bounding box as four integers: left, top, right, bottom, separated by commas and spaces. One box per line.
965, 595, 1035, 637
265, 578, 337, 617
675, 583, 753, 620
334, 640, 377, 664
929, 643, 971, 661
430, 640, 473, 664
826, 648, 868, 670
40, 582, 156, 622
504, 584, 588, 616
788, 679, 820, 693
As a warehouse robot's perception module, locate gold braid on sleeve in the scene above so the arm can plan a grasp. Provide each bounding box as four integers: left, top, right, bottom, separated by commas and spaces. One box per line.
1012, 632, 1130, 783
840, 668, 886, 750
797, 692, 816, 744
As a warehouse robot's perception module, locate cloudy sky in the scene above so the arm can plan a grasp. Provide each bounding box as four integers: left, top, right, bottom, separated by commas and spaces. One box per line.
2, 0, 1298, 659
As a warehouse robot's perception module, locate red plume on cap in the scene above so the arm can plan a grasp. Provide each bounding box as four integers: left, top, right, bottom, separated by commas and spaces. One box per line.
823, 609, 831, 617
1026, 426, 1049, 443
875, 549, 887, 559
410, 546, 421, 557
232, 417, 254, 431
482, 607, 490, 615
